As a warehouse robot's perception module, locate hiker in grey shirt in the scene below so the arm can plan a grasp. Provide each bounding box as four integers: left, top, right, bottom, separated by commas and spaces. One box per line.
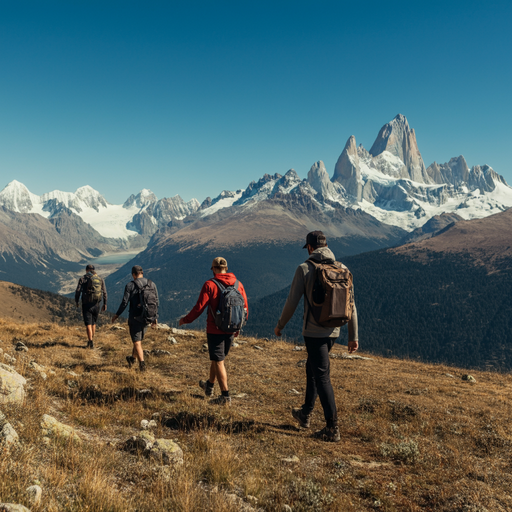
275, 231, 359, 442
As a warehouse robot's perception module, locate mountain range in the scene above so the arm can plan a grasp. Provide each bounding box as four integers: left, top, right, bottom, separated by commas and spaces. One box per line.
0, 114, 511, 324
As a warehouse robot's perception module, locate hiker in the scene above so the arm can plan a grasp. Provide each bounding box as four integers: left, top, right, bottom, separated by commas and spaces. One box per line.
111, 265, 159, 372
274, 231, 359, 442
75, 264, 107, 349
179, 257, 248, 405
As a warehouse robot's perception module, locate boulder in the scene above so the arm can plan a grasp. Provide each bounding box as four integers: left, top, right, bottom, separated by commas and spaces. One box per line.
0, 410, 19, 446
26, 485, 42, 506
0, 505, 31, 512
0, 363, 26, 405
148, 438, 184, 466
40, 414, 81, 443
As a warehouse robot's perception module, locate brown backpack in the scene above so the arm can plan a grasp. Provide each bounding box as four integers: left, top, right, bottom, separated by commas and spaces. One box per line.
305, 260, 354, 328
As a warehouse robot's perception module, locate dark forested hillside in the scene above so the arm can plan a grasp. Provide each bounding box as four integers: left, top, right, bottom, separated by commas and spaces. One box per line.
244, 250, 512, 371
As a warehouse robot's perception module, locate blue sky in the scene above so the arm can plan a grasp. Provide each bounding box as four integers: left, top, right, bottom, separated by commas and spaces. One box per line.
1, 1, 511, 204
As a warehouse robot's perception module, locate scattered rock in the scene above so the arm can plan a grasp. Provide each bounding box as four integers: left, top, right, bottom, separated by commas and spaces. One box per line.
281, 455, 300, 463
120, 434, 183, 466
253, 346, 263, 351
246, 495, 259, 507
296, 359, 307, 368
26, 485, 42, 505
167, 336, 178, 344
445, 373, 454, 378
234, 393, 247, 399
148, 420, 158, 429
3, 354, 16, 364
288, 389, 300, 395
462, 374, 476, 383
141, 419, 149, 430
41, 414, 81, 443
0, 363, 26, 405
149, 438, 184, 465
202, 343, 208, 352
151, 349, 171, 357
283, 506, 293, 512
171, 328, 195, 336
110, 324, 126, 330
14, 342, 28, 353
293, 346, 305, 351
330, 353, 373, 360
0, 504, 32, 512
29, 361, 47, 380
232, 342, 239, 348
0, 410, 19, 446
156, 324, 171, 330
66, 371, 79, 378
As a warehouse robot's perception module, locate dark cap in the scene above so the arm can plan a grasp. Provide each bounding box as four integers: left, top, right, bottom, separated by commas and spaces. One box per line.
131, 265, 143, 275
86, 264, 95, 271
303, 231, 327, 249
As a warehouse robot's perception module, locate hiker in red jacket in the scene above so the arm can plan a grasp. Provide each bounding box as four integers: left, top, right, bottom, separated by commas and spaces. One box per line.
179, 257, 248, 405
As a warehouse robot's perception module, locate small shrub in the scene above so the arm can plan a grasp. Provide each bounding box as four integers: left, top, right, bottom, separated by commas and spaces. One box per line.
380, 440, 420, 464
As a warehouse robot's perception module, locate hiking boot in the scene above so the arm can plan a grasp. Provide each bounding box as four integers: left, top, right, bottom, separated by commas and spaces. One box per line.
88, 341, 94, 349
126, 356, 136, 368
209, 395, 231, 406
199, 379, 214, 397
313, 425, 340, 442
139, 361, 147, 372
292, 407, 311, 428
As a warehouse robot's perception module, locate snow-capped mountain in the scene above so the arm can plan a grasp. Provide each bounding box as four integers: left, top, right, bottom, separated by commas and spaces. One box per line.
0, 181, 200, 240
197, 114, 512, 231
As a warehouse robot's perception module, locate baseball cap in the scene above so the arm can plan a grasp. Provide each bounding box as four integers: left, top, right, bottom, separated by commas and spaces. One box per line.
303, 231, 327, 249
211, 257, 228, 269
86, 264, 95, 271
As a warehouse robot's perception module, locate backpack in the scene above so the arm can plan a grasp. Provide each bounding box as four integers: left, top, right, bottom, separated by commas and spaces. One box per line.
133, 279, 158, 325
86, 274, 103, 303
209, 279, 246, 333
305, 260, 354, 328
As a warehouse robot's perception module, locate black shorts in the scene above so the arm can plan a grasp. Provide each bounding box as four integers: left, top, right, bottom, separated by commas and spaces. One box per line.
129, 319, 148, 342
82, 302, 101, 326
207, 333, 233, 362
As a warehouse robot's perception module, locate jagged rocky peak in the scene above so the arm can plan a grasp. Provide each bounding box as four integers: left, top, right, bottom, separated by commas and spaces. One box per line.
332, 136, 362, 201
427, 156, 470, 186
123, 189, 157, 209
73, 185, 109, 210
369, 114, 429, 183
308, 160, 341, 200
0, 180, 36, 213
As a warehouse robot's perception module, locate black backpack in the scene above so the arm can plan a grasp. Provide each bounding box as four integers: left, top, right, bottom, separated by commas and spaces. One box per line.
305, 260, 354, 328
209, 279, 246, 333
86, 274, 103, 303
133, 279, 158, 325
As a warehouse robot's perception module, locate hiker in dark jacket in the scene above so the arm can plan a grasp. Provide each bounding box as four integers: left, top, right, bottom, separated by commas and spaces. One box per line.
111, 265, 159, 372
179, 257, 249, 405
75, 264, 107, 349
274, 231, 359, 442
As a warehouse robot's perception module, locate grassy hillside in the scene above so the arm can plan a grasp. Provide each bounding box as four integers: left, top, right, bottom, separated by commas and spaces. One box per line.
245, 250, 512, 371
1, 317, 512, 511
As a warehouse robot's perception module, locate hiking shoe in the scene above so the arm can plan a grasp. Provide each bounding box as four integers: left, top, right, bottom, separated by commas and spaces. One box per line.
139, 361, 147, 372
88, 341, 94, 349
126, 356, 136, 368
292, 407, 311, 428
199, 379, 214, 397
209, 395, 231, 406
313, 425, 340, 442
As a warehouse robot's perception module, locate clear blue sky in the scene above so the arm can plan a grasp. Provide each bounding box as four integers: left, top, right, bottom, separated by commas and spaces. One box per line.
1, 0, 511, 204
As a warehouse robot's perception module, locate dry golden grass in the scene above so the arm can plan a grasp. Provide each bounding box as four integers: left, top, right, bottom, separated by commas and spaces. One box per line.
1, 316, 512, 511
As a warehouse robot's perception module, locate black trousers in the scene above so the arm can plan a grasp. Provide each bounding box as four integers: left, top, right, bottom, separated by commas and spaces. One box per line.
303, 336, 337, 426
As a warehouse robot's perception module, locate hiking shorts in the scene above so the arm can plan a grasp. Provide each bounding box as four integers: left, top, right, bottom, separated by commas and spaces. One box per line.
128, 319, 148, 343
82, 302, 101, 326
207, 333, 233, 362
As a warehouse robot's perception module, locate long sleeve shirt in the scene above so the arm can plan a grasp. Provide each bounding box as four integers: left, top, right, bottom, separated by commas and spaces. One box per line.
276, 247, 358, 340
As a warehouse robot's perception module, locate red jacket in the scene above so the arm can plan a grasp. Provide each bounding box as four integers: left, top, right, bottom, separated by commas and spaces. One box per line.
182, 273, 249, 334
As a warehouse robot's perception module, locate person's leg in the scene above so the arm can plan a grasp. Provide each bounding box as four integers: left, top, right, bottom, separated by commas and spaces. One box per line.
213, 360, 228, 392
302, 337, 319, 416
209, 362, 216, 384
305, 337, 337, 425
91, 324, 96, 339
86, 325, 94, 342
133, 341, 144, 362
